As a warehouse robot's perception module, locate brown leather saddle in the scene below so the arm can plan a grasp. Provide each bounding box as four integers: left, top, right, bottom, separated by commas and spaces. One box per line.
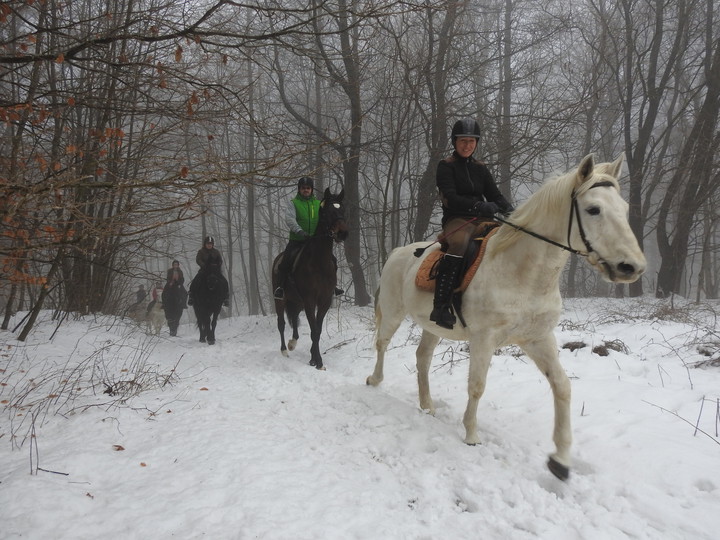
415, 223, 500, 293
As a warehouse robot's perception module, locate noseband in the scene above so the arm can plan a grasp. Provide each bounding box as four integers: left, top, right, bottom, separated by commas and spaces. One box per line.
495, 180, 616, 261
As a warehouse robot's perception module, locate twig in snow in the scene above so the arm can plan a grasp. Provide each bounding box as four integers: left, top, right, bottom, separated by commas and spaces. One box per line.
642, 400, 720, 447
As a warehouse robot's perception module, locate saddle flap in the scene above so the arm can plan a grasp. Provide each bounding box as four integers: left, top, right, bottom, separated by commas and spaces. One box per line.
415, 224, 500, 293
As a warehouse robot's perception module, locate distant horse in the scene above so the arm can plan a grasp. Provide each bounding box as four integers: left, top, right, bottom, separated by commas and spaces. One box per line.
366, 154, 646, 480
190, 268, 227, 345
161, 283, 186, 337
272, 187, 349, 370
125, 301, 163, 335
146, 301, 165, 335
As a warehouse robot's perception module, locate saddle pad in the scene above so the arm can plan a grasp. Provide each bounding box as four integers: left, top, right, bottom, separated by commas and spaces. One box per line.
415, 251, 443, 292
415, 225, 500, 293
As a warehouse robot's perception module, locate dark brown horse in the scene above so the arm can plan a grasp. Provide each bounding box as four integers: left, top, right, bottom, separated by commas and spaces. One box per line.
272, 188, 349, 370
190, 267, 227, 345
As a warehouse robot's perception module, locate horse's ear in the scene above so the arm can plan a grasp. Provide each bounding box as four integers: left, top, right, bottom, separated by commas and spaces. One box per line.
577, 154, 595, 184
608, 153, 625, 179
324, 187, 331, 200
337, 188, 344, 201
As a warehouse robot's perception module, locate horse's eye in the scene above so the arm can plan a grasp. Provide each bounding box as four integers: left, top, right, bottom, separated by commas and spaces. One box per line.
586, 206, 600, 216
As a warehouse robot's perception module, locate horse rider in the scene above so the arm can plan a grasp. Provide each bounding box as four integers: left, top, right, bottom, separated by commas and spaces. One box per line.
431, 117, 514, 330
273, 176, 343, 300
165, 259, 187, 306
188, 236, 230, 307
133, 284, 146, 307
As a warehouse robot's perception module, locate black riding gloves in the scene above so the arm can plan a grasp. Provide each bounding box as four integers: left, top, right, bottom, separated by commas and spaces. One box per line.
471, 201, 500, 217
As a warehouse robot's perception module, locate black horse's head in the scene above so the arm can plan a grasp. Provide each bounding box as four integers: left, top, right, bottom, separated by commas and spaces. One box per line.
320, 187, 349, 242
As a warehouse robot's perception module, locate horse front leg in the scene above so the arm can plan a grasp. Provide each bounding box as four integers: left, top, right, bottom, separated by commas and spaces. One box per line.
417, 330, 440, 414
462, 337, 493, 446
522, 335, 572, 480
306, 307, 325, 370
207, 311, 219, 345
197, 312, 208, 343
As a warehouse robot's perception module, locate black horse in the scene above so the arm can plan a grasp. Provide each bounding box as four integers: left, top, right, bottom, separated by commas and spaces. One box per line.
272, 187, 349, 370
190, 268, 228, 345
161, 283, 186, 337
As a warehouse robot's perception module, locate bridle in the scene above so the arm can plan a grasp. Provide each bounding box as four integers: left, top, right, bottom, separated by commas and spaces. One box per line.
317, 199, 346, 241
494, 180, 616, 260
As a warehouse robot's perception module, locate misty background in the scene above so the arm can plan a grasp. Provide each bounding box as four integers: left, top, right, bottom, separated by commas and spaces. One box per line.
2, 0, 718, 338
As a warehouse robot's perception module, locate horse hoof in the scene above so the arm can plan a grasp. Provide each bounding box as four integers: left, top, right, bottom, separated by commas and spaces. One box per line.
547, 456, 570, 481
200, 338, 206, 343
281, 350, 289, 358
208, 340, 215, 346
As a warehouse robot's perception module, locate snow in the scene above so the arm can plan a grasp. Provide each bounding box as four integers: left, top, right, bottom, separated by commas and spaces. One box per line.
2, 298, 719, 539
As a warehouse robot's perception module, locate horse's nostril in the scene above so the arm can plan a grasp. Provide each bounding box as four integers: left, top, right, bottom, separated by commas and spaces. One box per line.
618, 262, 635, 275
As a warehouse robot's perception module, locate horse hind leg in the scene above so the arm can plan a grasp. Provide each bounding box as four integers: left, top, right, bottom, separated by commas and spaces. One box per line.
366, 294, 404, 386
416, 330, 440, 413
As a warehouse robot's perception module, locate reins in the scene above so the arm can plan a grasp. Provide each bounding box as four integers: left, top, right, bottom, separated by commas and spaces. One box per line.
493, 180, 617, 258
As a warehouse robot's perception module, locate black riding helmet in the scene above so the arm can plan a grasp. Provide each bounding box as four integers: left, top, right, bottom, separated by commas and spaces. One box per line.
451, 118, 481, 144
204, 236, 215, 245
297, 176, 314, 190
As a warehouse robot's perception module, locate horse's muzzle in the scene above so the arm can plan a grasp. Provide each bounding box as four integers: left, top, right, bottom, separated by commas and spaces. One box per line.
332, 224, 349, 242
595, 257, 646, 283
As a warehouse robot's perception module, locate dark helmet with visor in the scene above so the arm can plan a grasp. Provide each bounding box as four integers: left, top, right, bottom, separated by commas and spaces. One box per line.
204, 236, 215, 245
451, 118, 481, 144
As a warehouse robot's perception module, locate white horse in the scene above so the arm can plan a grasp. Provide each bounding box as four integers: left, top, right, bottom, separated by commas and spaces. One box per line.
146, 301, 165, 335
366, 154, 646, 480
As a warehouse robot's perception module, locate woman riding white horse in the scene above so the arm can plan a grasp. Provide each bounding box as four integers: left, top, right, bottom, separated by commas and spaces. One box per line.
367, 153, 646, 480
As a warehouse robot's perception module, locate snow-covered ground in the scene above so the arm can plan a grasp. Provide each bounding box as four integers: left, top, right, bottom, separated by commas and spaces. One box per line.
2, 297, 719, 539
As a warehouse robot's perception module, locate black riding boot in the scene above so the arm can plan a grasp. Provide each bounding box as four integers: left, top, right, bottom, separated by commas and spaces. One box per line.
429, 254, 463, 330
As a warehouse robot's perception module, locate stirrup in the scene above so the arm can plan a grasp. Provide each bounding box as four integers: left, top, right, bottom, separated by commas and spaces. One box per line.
334, 287, 344, 296
273, 287, 284, 300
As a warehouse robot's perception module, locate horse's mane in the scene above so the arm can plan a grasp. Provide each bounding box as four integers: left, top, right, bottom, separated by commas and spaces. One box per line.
491, 162, 620, 254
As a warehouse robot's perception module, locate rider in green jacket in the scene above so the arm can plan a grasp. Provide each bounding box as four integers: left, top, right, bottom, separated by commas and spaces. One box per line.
274, 176, 343, 299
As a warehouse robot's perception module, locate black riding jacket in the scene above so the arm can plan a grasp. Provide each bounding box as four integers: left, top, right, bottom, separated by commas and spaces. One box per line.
436, 152, 512, 225
196, 247, 223, 271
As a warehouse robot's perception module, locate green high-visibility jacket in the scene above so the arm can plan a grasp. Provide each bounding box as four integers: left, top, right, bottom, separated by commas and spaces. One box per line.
289, 195, 320, 241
